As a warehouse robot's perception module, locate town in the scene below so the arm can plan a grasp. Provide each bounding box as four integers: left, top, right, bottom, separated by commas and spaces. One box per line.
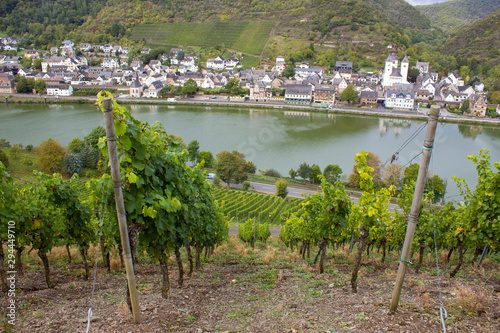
0, 37, 497, 118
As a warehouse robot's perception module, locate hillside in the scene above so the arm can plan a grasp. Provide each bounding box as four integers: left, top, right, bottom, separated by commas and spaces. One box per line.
418, 0, 500, 31
442, 10, 500, 65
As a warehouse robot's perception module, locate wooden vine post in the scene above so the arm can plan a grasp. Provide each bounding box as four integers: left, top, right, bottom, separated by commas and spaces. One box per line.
102, 97, 141, 324
389, 105, 440, 313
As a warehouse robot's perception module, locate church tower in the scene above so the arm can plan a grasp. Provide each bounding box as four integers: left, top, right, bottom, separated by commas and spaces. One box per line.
383, 49, 398, 88
401, 56, 409, 83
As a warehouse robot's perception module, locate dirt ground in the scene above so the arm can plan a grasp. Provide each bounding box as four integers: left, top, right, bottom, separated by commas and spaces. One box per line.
1, 235, 499, 333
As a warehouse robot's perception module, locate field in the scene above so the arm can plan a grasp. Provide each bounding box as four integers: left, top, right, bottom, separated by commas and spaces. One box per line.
130, 21, 274, 55
213, 188, 304, 224
1, 235, 498, 332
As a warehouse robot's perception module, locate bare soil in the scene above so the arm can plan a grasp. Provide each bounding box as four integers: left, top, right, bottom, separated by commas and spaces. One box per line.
1, 236, 499, 333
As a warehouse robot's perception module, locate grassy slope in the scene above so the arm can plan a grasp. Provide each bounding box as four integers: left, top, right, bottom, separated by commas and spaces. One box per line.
418, 0, 500, 31
442, 10, 500, 63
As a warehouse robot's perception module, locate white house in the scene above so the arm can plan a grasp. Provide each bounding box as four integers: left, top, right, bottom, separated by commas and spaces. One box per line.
146, 80, 164, 98
273, 56, 286, 74
102, 58, 120, 69
47, 83, 73, 96
385, 90, 415, 109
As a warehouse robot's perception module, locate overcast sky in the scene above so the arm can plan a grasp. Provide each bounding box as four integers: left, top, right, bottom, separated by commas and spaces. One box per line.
405, 0, 452, 5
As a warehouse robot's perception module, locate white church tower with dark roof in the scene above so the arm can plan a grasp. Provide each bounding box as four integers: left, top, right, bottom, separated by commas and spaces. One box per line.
382, 50, 409, 88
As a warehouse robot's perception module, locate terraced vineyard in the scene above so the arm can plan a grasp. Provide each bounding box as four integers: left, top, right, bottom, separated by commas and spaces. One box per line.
213, 189, 304, 224
131, 21, 274, 55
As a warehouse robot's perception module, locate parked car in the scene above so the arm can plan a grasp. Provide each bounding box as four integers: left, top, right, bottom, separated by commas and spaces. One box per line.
207, 172, 216, 179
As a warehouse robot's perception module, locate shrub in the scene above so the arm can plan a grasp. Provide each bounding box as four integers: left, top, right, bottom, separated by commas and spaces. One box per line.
36, 138, 66, 174
0, 149, 9, 168
0, 139, 11, 148
62, 153, 83, 176
212, 175, 221, 188
84, 126, 106, 149
21, 157, 33, 166
275, 178, 288, 198
264, 168, 281, 178
242, 181, 251, 191
25, 144, 34, 152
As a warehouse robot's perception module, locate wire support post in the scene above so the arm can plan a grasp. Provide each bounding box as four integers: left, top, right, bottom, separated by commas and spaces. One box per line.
102, 97, 141, 324
389, 105, 440, 314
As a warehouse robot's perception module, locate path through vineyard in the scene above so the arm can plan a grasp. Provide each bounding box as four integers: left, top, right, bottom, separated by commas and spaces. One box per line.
2, 235, 498, 333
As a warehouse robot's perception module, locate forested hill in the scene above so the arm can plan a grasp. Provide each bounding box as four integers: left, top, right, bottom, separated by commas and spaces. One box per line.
418, 0, 500, 31
442, 10, 500, 64
0, 0, 430, 46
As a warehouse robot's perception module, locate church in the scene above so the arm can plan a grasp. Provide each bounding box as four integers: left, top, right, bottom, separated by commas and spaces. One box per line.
382, 50, 409, 88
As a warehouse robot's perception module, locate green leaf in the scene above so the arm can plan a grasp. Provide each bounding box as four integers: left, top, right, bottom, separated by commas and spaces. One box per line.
126, 172, 138, 184
115, 119, 127, 136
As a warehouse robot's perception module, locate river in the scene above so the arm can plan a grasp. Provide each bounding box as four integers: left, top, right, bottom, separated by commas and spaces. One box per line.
1, 103, 499, 199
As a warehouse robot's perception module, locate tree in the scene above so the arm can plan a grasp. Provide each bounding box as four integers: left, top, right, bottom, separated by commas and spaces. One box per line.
216, 150, 248, 189
323, 164, 342, 184
34, 79, 47, 94
36, 138, 65, 174
33, 58, 43, 70
310, 164, 322, 184
289, 168, 297, 179
282, 61, 295, 78
407, 68, 420, 83
404, 163, 447, 203
187, 140, 200, 165
68, 137, 85, 153
348, 152, 382, 188
383, 163, 403, 188
16, 77, 35, 93
460, 99, 470, 114
181, 79, 198, 96
84, 126, 106, 149
225, 78, 241, 95
244, 161, 257, 174
199, 150, 215, 168
276, 178, 288, 199
340, 84, 359, 105
297, 162, 311, 183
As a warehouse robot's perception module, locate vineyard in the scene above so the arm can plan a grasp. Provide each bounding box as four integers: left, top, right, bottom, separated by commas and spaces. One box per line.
130, 21, 274, 55
213, 188, 304, 224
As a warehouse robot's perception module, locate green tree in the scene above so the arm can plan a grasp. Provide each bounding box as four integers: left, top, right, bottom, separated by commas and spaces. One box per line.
404, 163, 447, 203
187, 140, 200, 165
310, 164, 322, 184
68, 137, 85, 153
225, 78, 241, 95
216, 150, 248, 189
276, 178, 288, 198
34, 79, 47, 94
407, 68, 420, 83
181, 79, 198, 96
323, 164, 342, 184
340, 84, 359, 105
16, 77, 35, 93
289, 168, 297, 179
460, 99, 470, 114
36, 138, 66, 174
199, 150, 215, 168
84, 126, 106, 149
33, 58, 43, 71
297, 162, 311, 183
348, 152, 382, 188
282, 60, 295, 78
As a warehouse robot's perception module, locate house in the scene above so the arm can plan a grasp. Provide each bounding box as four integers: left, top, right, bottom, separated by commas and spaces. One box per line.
469, 94, 487, 117
0, 73, 15, 94
207, 56, 225, 70
129, 79, 143, 98
295, 62, 310, 69
457, 86, 475, 98
60, 45, 75, 57
334, 61, 353, 71
382, 50, 408, 88
225, 56, 239, 70
131, 57, 143, 69
472, 81, 485, 92
140, 48, 151, 54
146, 80, 164, 98
50, 47, 59, 54
3, 44, 18, 52
24, 50, 39, 58
314, 85, 335, 104
160, 53, 169, 62
170, 48, 182, 59
273, 56, 286, 73
332, 77, 348, 94
79, 43, 92, 52
413, 89, 430, 101
444, 72, 464, 86
359, 91, 378, 106
385, 90, 415, 110
61, 40, 74, 48
113, 45, 123, 54
284, 84, 312, 104
414, 61, 430, 74
42, 56, 65, 72
47, 83, 73, 96
295, 68, 322, 79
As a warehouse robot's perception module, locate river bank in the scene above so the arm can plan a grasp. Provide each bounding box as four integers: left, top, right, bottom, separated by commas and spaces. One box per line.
1, 93, 499, 127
